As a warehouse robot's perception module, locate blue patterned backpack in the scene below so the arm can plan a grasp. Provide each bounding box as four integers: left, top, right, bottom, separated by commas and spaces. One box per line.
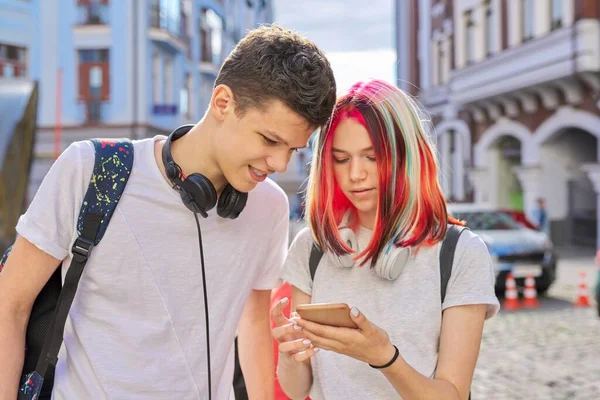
0, 139, 134, 400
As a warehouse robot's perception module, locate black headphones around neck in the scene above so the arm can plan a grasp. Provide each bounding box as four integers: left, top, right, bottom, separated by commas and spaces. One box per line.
162, 124, 248, 219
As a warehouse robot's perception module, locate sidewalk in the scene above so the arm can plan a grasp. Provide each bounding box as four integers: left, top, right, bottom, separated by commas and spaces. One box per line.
555, 245, 597, 260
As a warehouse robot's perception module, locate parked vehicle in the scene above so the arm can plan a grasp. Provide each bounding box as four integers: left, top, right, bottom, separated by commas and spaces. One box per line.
448, 203, 557, 294
498, 208, 538, 230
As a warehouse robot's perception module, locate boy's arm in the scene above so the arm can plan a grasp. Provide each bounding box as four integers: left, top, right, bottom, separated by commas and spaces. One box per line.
0, 236, 62, 398
237, 289, 275, 400
238, 194, 289, 399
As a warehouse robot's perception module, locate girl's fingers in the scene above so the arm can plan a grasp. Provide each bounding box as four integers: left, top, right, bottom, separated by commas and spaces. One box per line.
271, 321, 303, 342
291, 345, 320, 363
278, 337, 312, 355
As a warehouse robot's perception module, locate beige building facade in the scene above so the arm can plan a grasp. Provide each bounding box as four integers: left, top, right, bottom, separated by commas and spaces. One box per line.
396, 0, 600, 248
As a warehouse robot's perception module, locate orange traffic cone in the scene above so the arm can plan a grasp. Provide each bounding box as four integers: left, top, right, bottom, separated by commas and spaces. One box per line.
574, 272, 591, 307
503, 273, 520, 311
522, 275, 540, 308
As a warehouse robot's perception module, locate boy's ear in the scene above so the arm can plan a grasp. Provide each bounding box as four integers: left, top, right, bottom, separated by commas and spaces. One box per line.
210, 84, 236, 122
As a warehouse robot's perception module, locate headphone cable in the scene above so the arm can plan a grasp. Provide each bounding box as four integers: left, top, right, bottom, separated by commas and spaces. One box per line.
193, 212, 212, 400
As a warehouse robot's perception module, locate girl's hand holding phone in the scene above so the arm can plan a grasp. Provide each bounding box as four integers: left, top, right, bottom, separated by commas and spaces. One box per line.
292, 304, 397, 367
270, 297, 320, 363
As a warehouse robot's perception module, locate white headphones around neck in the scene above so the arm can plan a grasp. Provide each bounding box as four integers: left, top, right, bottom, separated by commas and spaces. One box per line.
327, 216, 412, 281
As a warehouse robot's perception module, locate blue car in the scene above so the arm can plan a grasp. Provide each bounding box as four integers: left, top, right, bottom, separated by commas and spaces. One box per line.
448, 204, 558, 295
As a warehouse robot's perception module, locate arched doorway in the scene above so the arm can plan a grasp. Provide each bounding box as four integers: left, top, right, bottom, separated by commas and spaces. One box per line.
538, 127, 597, 246
534, 107, 600, 247
435, 119, 471, 201
495, 136, 523, 210
473, 119, 535, 210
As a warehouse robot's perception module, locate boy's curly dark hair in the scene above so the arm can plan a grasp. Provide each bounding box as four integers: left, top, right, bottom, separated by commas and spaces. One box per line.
215, 24, 337, 127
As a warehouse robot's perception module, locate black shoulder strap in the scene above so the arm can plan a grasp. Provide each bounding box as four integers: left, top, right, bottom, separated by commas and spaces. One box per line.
439, 225, 468, 304
308, 225, 467, 303
309, 242, 324, 281
19, 139, 134, 399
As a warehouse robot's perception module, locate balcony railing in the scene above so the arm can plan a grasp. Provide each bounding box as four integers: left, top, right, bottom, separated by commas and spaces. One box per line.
152, 104, 178, 116
76, 3, 109, 25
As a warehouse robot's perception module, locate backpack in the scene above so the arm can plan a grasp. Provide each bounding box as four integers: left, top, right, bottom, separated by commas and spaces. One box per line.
0, 139, 134, 400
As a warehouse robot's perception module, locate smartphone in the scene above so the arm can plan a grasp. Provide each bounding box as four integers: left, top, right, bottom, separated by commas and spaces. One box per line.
295, 303, 358, 329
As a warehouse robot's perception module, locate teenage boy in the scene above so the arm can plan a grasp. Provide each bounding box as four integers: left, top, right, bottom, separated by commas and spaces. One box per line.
0, 24, 336, 399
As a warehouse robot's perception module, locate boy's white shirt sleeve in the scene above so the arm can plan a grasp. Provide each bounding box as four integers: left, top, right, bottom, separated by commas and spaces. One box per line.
280, 227, 314, 296
251, 197, 290, 290
16, 141, 95, 261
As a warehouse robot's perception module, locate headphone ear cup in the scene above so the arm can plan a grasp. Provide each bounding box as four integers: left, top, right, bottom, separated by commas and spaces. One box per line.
180, 173, 218, 216
328, 228, 358, 268
217, 184, 248, 219
375, 245, 411, 280
165, 164, 180, 181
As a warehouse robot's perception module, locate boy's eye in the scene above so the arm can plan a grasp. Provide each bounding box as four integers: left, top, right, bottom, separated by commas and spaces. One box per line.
262, 135, 278, 145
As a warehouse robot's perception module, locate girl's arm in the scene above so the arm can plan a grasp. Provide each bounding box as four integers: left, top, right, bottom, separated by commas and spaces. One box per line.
380, 304, 487, 400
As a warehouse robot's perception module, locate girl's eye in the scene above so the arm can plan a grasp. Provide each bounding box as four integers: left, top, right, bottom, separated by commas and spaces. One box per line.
333, 158, 349, 164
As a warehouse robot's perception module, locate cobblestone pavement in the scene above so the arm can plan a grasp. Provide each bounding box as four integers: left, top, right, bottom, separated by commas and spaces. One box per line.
472, 260, 600, 400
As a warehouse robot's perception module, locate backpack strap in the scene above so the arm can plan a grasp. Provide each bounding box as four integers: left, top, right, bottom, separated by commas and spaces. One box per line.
309, 242, 324, 281
308, 225, 468, 305
439, 225, 469, 304
439, 224, 472, 400
19, 139, 134, 400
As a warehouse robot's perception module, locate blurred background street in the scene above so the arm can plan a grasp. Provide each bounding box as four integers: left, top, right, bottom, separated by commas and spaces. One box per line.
1, 0, 599, 399
474, 251, 599, 400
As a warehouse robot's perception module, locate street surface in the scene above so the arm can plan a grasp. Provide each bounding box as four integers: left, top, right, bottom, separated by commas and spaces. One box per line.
472, 249, 600, 399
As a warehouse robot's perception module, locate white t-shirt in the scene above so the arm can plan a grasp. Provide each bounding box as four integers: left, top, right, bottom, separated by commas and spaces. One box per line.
281, 226, 500, 400
16, 136, 289, 400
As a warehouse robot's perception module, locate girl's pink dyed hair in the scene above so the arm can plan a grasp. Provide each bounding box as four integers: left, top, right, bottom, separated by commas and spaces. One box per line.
305, 79, 463, 266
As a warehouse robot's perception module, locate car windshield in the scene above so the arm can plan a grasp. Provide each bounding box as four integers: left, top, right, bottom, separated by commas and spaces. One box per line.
452, 211, 522, 231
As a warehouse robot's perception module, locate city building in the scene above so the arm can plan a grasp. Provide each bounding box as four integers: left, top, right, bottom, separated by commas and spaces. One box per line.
27, 0, 273, 201
396, 0, 600, 248
0, 0, 38, 81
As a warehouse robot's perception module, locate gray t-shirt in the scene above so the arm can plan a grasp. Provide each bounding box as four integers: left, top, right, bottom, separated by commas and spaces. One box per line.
16, 136, 289, 399
281, 226, 499, 399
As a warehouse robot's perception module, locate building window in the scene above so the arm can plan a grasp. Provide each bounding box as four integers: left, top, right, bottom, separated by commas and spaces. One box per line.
522, 0, 534, 41
78, 49, 109, 101
200, 8, 224, 64
164, 55, 173, 104
551, 0, 562, 30
437, 41, 444, 84
0, 44, 27, 77
76, 0, 109, 25
152, 51, 161, 103
180, 73, 191, 117
465, 10, 475, 65
78, 49, 109, 123
485, 0, 495, 56
150, 0, 182, 38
